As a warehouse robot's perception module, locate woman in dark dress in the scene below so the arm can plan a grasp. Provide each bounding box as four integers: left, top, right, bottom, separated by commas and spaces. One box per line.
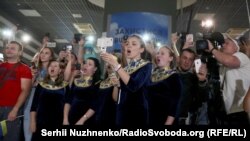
70, 54, 121, 126
30, 60, 69, 141
147, 46, 182, 125
101, 34, 152, 126
63, 57, 101, 125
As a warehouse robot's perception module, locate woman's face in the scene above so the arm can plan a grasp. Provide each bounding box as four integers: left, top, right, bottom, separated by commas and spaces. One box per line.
155, 47, 173, 68
40, 48, 52, 62
81, 59, 97, 76
125, 36, 144, 60
48, 61, 61, 78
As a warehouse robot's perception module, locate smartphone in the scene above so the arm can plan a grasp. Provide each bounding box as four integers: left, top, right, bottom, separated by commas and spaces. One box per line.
186, 34, 193, 42
194, 59, 202, 73
66, 45, 73, 51
75, 63, 81, 70
0, 53, 3, 60
97, 37, 113, 47
46, 42, 56, 48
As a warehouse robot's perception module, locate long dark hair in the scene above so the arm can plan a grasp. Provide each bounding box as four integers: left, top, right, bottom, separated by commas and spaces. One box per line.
43, 60, 64, 87
87, 57, 101, 84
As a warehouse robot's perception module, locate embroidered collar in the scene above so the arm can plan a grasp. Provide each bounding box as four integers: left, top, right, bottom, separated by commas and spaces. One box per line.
124, 59, 149, 74
74, 76, 93, 87
39, 81, 68, 90
151, 67, 176, 82
100, 78, 113, 89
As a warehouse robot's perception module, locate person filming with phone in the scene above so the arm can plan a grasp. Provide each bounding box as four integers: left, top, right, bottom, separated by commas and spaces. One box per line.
205, 34, 250, 125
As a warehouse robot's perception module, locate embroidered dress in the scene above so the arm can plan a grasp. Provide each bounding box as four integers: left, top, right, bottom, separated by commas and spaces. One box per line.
30, 81, 69, 141
95, 76, 117, 126
116, 59, 152, 126
148, 67, 182, 125
30, 81, 69, 126
66, 77, 100, 125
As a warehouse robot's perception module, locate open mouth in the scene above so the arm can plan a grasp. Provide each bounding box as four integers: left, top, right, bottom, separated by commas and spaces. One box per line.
156, 58, 160, 64
127, 49, 131, 54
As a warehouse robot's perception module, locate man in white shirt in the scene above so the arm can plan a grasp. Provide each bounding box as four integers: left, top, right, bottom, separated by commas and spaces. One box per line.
207, 34, 250, 125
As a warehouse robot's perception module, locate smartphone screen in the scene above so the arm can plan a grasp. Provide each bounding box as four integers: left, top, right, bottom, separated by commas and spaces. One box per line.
194, 59, 201, 73
66, 45, 72, 51
186, 34, 193, 42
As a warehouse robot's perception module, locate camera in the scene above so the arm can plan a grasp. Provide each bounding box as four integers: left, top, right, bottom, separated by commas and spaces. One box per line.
195, 32, 227, 125
196, 32, 225, 56
74, 33, 84, 43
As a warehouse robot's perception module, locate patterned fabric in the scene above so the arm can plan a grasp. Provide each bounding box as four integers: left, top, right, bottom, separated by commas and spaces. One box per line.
39, 81, 68, 90
74, 77, 93, 87
100, 78, 113, 89
124, 59, 149, 74
151, 67, 176, 82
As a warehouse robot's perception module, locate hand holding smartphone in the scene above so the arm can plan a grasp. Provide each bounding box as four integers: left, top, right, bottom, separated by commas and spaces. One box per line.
66, 45, 73, 52
186, 34, 193, 42
194, 59, 202, 73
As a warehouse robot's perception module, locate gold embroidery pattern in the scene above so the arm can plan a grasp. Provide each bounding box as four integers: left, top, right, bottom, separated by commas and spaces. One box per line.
151, 68, 176, 82
74, 77, 93, 87
39, 81, 69, 90
124, 59, 149, 74
99, 78, 113, 89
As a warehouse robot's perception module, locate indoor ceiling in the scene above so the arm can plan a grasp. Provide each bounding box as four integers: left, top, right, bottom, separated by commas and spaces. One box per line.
0, 0, 249, 63
178, 0, 250, 39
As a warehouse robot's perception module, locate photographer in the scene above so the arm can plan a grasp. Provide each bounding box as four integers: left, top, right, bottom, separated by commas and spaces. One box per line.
207, 35, 250, 125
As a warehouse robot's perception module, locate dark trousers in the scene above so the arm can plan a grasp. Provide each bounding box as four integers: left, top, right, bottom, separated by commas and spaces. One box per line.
227, 111, 249, 125
0, 106, 24, 141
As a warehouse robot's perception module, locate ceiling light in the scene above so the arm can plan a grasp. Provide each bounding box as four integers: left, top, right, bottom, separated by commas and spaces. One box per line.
194, 13, 215, 21
22, 34, 31, 42
19, 9, 41, 17
88, 0, 105, 8
201, 19, 214, 28
54, 39, 69, 43
72, 14, 82, 18
73, 23, 96, 34
86, 35, 95, 43
2, 29, 13, 37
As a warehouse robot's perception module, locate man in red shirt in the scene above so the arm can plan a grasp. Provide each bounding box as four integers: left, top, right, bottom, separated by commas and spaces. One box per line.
0, 41, 32, 141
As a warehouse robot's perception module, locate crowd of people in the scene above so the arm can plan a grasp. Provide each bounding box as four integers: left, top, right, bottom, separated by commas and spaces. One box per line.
0, 32, 250, 141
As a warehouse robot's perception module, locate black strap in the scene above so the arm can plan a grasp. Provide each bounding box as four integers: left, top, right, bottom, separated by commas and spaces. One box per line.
220, 67, 226, 91
0, 62, 20, 88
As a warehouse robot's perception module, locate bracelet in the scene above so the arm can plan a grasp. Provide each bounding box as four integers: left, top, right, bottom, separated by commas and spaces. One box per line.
114, 64, 122, 72
210, 47, 216, 53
